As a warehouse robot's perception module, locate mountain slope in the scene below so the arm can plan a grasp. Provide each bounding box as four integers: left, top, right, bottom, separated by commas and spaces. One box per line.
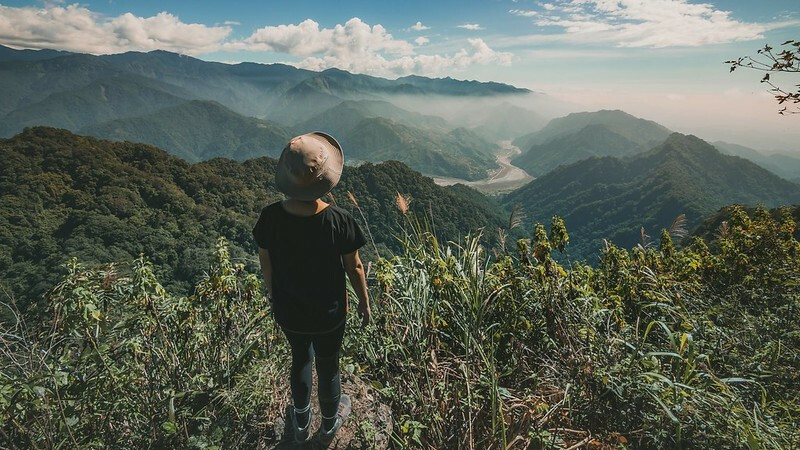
511, 124, 646, 176
0, 53, 123, 116
0, 75, 193, 137
340, 117, 498, 180
503, 133, 800, 261
0, 127, 506, 305
80, 100, 291, 162
513, 109, 671, 152
0, 43, 72, 62
713, 141, 800, 182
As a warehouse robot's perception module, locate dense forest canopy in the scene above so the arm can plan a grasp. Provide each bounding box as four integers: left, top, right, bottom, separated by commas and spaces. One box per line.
0, 127, 505, 308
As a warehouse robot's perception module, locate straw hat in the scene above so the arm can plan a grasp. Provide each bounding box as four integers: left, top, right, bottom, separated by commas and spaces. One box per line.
275, 131, 344, 201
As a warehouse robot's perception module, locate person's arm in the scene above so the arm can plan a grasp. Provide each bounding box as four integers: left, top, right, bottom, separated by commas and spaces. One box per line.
343, 249, 370, 326
258, 247, 273, 298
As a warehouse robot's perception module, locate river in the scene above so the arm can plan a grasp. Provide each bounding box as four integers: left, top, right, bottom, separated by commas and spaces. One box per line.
431, 140, 534, 194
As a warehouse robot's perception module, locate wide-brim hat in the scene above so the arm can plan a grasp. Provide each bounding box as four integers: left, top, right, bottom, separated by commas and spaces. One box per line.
275, 131, 344, 201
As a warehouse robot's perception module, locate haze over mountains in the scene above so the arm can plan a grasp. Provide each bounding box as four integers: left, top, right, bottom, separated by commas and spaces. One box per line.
1, 43, 798, 268
0, 44, 541, 179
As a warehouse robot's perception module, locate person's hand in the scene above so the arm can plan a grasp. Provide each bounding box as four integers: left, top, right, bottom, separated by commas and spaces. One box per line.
358, 300, 371, 327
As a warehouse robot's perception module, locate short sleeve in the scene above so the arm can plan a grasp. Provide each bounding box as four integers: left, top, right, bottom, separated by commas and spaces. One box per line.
252, 207, 273, 250
336, 212, 367, 255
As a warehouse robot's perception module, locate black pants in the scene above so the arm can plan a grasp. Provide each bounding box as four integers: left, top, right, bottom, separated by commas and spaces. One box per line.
282, 321, 346, 420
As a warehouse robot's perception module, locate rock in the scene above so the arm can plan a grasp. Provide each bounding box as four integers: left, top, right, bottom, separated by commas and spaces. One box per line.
267, 373, 392, 449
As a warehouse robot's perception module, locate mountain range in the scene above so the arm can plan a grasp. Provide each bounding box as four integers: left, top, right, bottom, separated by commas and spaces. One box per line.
511, 109, 673, 176
0, 127, 505, 305
0, 44, 542, 179
504, 133, 800, 260
713, 141, 800, 183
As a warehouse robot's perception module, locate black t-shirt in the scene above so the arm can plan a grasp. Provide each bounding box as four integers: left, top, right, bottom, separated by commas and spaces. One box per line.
252, 201, 367, 333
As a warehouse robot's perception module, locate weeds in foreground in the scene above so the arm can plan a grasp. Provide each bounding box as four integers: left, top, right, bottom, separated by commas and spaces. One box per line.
1, 204, 799, 448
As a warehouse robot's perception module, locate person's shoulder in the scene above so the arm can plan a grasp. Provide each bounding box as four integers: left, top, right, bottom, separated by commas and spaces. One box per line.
327, 204, 355, 219
260, 200, 283, 215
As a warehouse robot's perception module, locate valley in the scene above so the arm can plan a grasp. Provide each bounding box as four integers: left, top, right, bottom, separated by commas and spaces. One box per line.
431, 140, 533, 193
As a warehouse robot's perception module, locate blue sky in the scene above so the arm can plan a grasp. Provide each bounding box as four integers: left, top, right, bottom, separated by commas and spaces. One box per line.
0, 0, 798, 150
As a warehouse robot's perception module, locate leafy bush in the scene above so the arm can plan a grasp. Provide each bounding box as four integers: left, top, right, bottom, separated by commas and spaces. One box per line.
2, 205, 798, 448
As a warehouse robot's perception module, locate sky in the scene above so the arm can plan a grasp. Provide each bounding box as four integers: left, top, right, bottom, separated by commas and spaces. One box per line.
0, 0, 798, 151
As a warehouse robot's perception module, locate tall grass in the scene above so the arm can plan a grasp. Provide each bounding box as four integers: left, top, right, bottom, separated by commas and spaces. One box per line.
2, 204, 798, 448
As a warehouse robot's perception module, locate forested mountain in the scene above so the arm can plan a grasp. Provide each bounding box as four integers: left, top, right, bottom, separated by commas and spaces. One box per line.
79, 100, 290, 162
0, 127, 505, 305
0, 74, 194, 136
298, 100, 498, 179
511, 124, 647, 176
504, 133, 800, 260
0, 44, 72, 62
713, 141, 800, 182
513, 109, 672, 151
0, 45, 542, 179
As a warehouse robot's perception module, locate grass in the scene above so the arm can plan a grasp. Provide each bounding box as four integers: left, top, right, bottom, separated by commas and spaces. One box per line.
2, 204, 799, 448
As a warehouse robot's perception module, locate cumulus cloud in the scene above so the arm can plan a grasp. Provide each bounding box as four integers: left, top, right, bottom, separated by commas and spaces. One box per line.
0, 4, 232, 55
510, 0, 795, 47
296, 37, 512, 77
509, 9, 539, 17
457, 23, 484, 30
240, 18, 414, 56
0, 5, 512, 78
408, 21, 430, 31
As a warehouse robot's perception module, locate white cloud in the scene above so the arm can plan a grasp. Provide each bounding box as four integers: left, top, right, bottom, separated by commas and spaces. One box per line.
0, 4, 232, 55
295, 38, 512, 77
408, 21, 430, 31
509, 9, 538, 17
457, 23, 484, 30
239, 18, 415, 56
0, 5, 512, 77
513, 0, 796, 48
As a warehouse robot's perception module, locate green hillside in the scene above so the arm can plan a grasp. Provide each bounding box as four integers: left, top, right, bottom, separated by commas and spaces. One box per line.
80, 100, 290, 162
512, 109, 672, 153
341, 117, 499, 180
0, 74, 192, 136
713, 141, 800, 182
0, 53, 121, 116
511, 123, 646, 176
503, 133, 800, 260
0, 127, 504, 305
297, 99, 450, 134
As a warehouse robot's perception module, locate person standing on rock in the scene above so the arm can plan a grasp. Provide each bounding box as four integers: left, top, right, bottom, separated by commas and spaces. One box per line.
253, 131, 371, 445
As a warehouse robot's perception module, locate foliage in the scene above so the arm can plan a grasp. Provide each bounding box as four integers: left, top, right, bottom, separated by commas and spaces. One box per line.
727, 40, 800, 115
2, 202, 799, 448
1, 238, 285, 448
0, 127, 504, 310
343, 204, 800, 448
504, 133, 800, 262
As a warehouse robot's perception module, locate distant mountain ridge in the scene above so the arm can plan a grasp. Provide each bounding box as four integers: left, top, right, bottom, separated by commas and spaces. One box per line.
0, 44, 541, 179
80, 100, 290, 162
0, 127, 505, 305
510, 109, 673, 176
503, 133, 800, 260
713, 141, 800, 183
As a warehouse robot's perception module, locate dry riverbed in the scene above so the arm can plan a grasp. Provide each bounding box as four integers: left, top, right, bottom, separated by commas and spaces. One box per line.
431, 140, 534, 194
